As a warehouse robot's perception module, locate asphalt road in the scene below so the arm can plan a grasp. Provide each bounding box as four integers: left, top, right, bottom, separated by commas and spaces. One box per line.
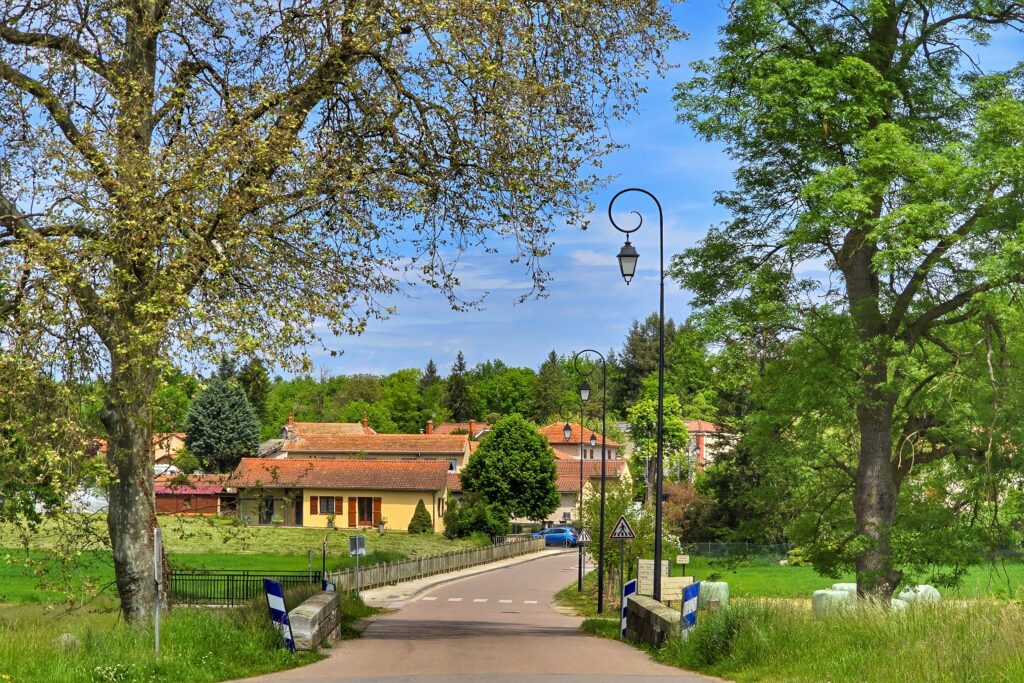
238, 550, 716, 683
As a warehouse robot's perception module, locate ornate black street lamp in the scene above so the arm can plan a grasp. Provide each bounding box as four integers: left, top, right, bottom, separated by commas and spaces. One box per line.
573, 348, 608, 613
609, 188, 668, 602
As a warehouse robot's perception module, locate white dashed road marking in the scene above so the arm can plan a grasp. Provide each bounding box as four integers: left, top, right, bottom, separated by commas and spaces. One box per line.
524, 600, 538, 604
473, 598, 487, 603
498, 600, 512, 604
421, 597, 437, 601
447, 597, 463, 602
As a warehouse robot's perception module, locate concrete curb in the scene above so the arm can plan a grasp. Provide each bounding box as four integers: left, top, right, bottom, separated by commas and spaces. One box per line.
361, 547, 572, 607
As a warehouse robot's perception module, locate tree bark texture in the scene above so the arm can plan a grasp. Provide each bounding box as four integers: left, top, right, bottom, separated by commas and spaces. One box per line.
100, 351, 161, 622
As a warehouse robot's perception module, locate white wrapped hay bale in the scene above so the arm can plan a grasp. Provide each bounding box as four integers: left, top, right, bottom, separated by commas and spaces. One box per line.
812, 589, 853, 617
890, 598, 909, 612
897, 585, 940, 604
831, 582, 858, 596
698, 581, 729, 608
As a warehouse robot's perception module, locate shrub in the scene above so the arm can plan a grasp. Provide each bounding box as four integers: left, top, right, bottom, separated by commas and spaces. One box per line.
443, 493, 510, 539
407, 499, 434, 534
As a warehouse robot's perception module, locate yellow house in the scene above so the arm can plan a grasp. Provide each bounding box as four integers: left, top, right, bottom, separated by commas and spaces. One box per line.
228, 458, 449, 533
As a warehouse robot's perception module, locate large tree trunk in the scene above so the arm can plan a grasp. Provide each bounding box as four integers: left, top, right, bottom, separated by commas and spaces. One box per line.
854, 381, 902, 600
100, 350, 161, 623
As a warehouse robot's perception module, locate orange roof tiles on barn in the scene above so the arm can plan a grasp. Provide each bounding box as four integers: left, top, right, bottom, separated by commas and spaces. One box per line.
539, 423, 620, 448
154, 473, 226, 496
446, 472, 462, 494
228, 458, 450, 491
285, 433, 469, 455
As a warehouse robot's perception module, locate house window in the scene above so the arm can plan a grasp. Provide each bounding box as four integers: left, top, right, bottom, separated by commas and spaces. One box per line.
448, 458, 458, 471
182, 498, 192, 510
358, 497, 374, 525
319, 497, 335, 514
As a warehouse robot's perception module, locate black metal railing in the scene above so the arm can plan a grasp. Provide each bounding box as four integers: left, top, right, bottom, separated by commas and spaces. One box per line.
168, 569, 321, 606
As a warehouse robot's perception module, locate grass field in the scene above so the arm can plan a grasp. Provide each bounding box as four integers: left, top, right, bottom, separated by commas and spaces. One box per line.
0, 582, 379, 683
0, 514, 480, 605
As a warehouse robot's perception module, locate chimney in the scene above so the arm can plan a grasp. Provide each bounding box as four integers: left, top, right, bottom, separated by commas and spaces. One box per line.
362, 413, 369, 429
469, 419, 476, 439
426, 419, 433, 435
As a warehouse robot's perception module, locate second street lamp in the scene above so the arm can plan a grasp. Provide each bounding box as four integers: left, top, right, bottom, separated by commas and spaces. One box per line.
609, 187, 668, 603
573, 348, 608, 613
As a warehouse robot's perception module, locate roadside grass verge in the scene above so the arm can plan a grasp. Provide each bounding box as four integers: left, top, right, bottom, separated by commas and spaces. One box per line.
0, 582, 372, 683
584, 601, 1024, 682
663, 600, 1024, 682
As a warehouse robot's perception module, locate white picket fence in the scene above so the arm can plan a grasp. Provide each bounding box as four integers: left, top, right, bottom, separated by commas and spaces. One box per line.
325, 537, 545, 592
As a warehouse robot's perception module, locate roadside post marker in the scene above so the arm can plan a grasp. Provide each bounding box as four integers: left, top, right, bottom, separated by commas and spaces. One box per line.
681, 581, 700, 631
621, 579, 637, 639
263, 578, 296, 652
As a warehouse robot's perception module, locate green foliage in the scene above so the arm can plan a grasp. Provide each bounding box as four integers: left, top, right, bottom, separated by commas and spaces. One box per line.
185, 379, 260, 473
407, 499, 434, 534
460, 414, 559, 521
443, 352, 475, 422
237, 359, 271, 421
531, 350, 570, 423
442, 493, 511, 539
611, 314, 678, 415
627, 394, 691, 495
337, 399, 397, 434
672, 0, 1024, 596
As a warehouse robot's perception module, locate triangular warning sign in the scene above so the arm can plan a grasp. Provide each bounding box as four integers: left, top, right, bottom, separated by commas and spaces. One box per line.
576, 528, 592, 544
609, 515, 636, 540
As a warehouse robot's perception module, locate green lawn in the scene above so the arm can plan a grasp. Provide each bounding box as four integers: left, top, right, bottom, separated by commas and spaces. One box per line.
0, 583, 380, 683
0, 514, 480, 605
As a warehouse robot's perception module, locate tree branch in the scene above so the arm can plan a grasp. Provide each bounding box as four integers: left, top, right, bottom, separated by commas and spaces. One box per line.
0, 25, 114, 82
0, 59, 118, 196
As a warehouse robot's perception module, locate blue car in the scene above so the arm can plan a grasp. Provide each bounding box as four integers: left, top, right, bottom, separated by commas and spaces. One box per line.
533, 526, 577, 547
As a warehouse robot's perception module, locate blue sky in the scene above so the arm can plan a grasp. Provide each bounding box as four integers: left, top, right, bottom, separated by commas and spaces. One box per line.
307, 3, 1023, 378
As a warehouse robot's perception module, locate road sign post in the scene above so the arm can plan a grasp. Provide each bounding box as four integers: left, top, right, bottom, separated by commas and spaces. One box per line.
576, 528, 592, 592
608, 515, 636, 624
350, 534, 366, 594
153, 527, 162, 659
263, 578, 296, 652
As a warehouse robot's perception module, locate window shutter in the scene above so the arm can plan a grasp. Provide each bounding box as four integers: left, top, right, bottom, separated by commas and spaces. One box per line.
348, 497, 356, 527
373, 497, 382, 525
309, 496, 318, 515
335, 497, 343, 518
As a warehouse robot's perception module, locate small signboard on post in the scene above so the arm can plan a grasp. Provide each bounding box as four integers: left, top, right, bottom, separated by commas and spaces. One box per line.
350, 534, 366, 594
576, 528, 592, 544
636, 559, 670, 596
349, 534, 366, 556
263, 578, 296, 652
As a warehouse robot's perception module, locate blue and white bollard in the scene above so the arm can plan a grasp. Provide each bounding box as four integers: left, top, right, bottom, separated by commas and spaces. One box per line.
681, 581, 700, 630
621, 579, 637, 639
264, 578, 296, 652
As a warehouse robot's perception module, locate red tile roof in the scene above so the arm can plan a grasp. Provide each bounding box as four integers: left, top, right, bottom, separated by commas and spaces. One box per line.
154, 474, 226, 496
433, 421, 491, 435
287, 421, 377, 436
685, 420, 724, 434
445, 460, 624, 496
228, 458, 450, 492
555, 460, 625, 493
283, 433, 469, 455
539, 423, 620, 448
